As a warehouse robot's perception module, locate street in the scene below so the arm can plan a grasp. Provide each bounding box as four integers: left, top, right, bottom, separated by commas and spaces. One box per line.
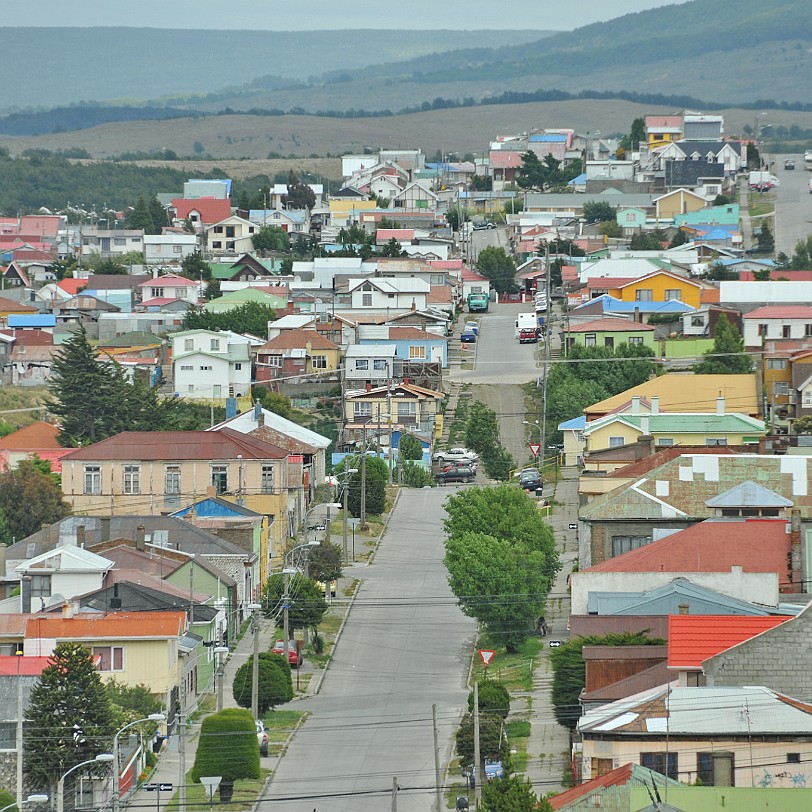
773, 154, 812, 255
260, 488, 477, 811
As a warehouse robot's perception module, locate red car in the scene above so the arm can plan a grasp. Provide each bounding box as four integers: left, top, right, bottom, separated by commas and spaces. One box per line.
271, 639, 302, 667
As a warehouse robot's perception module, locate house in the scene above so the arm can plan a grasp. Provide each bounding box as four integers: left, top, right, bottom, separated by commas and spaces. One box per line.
653, 189, 708, 220
645, 115, 684, 149
563, 318, 656, 352
139, 274, 199, 306
577, 685, 812, 787
392, 181, 437, 211
248, 208, 309, 233
169, 197, 231, 229
8, 343, 60, 386
0, 420, 72, 473
327, 192, 376, 227
203, 215, 257, 255
720, 280, 812, 313
0, 296, 38, 325
254, 329, 342, 381
80, 229, 144, 261
59, 429, 290, 550
347, 277, 430, 311
203, 286, 287, 313
610, 271, 702, 310
615, 208, 647, 233
343, 344, 397, 388
143, 234, 199, 265
343, 381, 443, 440
743, 306, 812, 349
357, 325, 447, 368
52, 294, 121, 325
170, 329, 253, 401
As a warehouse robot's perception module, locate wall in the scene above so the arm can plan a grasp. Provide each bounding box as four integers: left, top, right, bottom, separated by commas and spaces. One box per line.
662, 337, 715, 358
570, 570, 779, 614
619, 276, 701, 309
629, 786, 812, 812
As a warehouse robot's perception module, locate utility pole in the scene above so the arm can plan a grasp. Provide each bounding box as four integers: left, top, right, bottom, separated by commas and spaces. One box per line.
432, 704, 442, 812
391, 777, 398, 812
473, 681, 482, 809
283, 570, 291, 648
178, 680, 187, 812
540, 242, 552, 471
251, 611, 260, 719
342, 474, 349, 564
359, 426, 368, 531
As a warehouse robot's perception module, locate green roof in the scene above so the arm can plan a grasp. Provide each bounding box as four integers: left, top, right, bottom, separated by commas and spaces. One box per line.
585, 413, 765, 436
204, 288, 286, 313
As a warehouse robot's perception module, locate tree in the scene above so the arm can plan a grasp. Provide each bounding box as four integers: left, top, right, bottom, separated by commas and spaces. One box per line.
694, 313, 753, 374
181, 302, 277, 337
618, 117, 646, 154
550, 633, 665, 729
148, 196, 168, 233
284, 171, 317, 210
398, 433, 423, 461
481, 775, 551, 812
232, 653, 293, 714
444, 531, 554, 651
105, 681, 163, 723
465, 401, 501, 455
306, 541, 343, 584
481, 445, 515, 481
582, 201, 617, 224
24, 642, 116, 803
476, 246, 517, 294
252, 225, 290, 254
336, 454, 387, 517
191, 708, 259, 802
251, 387, 293, 419
0, 459, 69, 544
401, 460, 434, 488
470, 174, 493, 191
181, 251, 211, 280
789, 235, 812, 270
794, 416, 812, 435
455, 712, 507, 767
467, 679, 510, 720
262, 573, 328, 633
379, 237, 407, 257
712, 194, 732, 206
629, 230, 667, 250
756, 220, 775, 253
598, 221, 623, 238
126, 196, 154, 232
669, 229, 689, 248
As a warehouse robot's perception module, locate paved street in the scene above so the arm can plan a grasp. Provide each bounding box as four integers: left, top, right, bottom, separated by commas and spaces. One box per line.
773, 154, 812, 255
260, 488, 477, 811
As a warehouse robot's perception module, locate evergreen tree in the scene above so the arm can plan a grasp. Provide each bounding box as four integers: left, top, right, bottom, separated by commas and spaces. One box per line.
23, 642, 116, 804
398, 433, 423, 461
0, 459, 69, 544
283, 171, 316, 210
126, 196, 154, 232
232, 653, 293, 714
694, 313, 753, 374
481, 775, 551, 812
148, 196, 168, 234
476, 246, 517, 294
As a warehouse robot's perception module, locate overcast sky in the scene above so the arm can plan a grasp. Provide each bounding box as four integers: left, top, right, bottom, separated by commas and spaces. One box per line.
2, 0, 683, 31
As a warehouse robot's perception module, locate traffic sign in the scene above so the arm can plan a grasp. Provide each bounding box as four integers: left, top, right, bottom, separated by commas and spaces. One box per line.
143, 785, 158, 792
478, 649, 496, 667
159, 784, 173, 792
549, 640, 562, 648
529, 443, 541, 458
568, 523, 578, 530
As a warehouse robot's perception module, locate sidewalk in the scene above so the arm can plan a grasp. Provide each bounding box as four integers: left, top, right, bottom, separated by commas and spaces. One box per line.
511, 466, 579, 797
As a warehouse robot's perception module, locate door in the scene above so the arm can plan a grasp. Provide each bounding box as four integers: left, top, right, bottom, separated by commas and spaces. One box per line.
431, 346, 444, 365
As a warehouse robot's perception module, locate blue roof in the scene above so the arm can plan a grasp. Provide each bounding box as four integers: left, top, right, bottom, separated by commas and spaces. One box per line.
7, 314, 52, 327
695, 226, 736, 241
716, 258, 775, 267
567, 173, 587, 186
529, 134, 567, 142
558, 415, 586, 431
577, 295, 693, 314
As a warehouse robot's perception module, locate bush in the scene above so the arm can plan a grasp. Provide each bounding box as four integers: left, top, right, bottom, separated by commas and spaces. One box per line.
468, 679, 510, 720
455, 712, 508, 767
402, 460, 434, 488
232, 653, 293, 714
336, 454, 387, 517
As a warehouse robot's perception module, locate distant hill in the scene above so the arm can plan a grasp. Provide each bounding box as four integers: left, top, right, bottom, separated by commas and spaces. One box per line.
0, 27, 549, 113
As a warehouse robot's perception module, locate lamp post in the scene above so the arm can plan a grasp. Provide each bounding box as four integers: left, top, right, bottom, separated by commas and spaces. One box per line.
338, 468, 358, 564
247, 603, 262, 720
281, 567, 297, 661
57, 754, 113, 812
214, 646, 229, 712
112, 715, 165, 812
0, 796, 48, 812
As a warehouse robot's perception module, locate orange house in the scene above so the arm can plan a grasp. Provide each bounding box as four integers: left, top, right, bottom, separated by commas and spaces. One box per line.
614, 270, 702, 310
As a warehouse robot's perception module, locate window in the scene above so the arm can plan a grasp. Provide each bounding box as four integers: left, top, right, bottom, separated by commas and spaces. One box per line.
626, 212, 636, 222
774, 382, 789, 395
788, 753, 801, 764
180, 365, 194, 371
261, 465, 275, 494
76, 777, 96, 810
373, 359, 388, 371
30, 574, 52, 599
268, 355, 282, 368
199, 365, 212, 371
804, 390, 812, 408
184, 339, 194, 353
697, 751, 733, 786
123, 465, 141, 495
214, 226, 223, 233
806, 324, 812, 337
151, 287, 165, 298
92, 646, 124, 672
0, 722, 15, 750
173, 246, 182, 254
226, 241, 235, 251
705, 437, 728, 446
84, 465, 101, 495
608, 436, 625, 448
211, 465, 228, 495
355, 359, 369, 371
212, 241, 222, 249
758, 324, 768, 337
604, 337, 614, 349
165, 466, 181, 496
226, 226, 235, 238
767, 358, 787, 370
408, 345, 426, 359
641, 752, 677, 780
234, 363, 242, 370
362, 293, 373, 307
657, 438, 674, 446
691, 316, 705, 327
628, 336, 643, 345
398, 402, 417, 419
635, 289, 653, 302
612, 535, 651, 555
783, 325, 791, 339
387, 293, 395, 300
354, 402, 372, 418
584, 333, 596, 347
591, 758, 614, 777
213, 385, 221, 398
311, 355, 327, 369
114, 237, 126, 246
665, 289, 682, 301
210, 338, 220, 351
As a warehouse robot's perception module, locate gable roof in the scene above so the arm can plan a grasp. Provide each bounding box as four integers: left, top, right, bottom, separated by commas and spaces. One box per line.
86, 274, 150, 291
77, 581, 218, 621
583, 411, 765, 437
706, 480, 793, 508
584, 518, 791, 578
0, 421, 61, 451
61, 426, 288, 462
257, 329, 339, 352
566, 318, 655, 333
743, 305, 812, 320
25, 611, 186, 641
15, 544, 113, 574
667, 614, 792, 668
140, 274, 197, 288
171, 197, 231, 223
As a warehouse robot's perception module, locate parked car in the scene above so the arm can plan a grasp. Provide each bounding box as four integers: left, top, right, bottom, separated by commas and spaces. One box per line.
460, 329, 477, 343
271, 639, 302, 667
318, 579, 337, 598
463, 322, 479, 335
442, 459, 478, 473
518, 327, 538, 344
256, 720, 269, 757
785, 159, 796, 170
435, 465, 476, 484
519, 469, 543, 492
461, 759, 506, 785
473, 221, 496, 230
434, 448, 478, 464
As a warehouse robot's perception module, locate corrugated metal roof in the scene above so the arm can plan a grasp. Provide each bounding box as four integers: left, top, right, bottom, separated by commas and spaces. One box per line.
26, 611, 186, 640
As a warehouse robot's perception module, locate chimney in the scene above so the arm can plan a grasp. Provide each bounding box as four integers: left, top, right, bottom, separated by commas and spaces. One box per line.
634, 307, 641, 323
206, 485, 216, 498
678, 603, 689, 615
77, 525, 86, 548
716, 396, 725, 415
631, 396, 641, 415
651, 396, 660, 415
135, 525, 146, 552
61, 601, 73, 618
640, 415, 650, 435
789, 509, 802, 589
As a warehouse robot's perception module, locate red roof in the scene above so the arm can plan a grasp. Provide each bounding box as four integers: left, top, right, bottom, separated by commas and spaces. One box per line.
567, 318, 655, 333
549, 763, 635, 810
585, 518, 791, 578
258, 329, 339, 351
4, 328, 54, 346
140, 274, 197, 288
426, 259, 463, 269
587, 277, 636, 289
376, 228, 414, 242
460, 267, 487, 282
645, 115, 683, 129
0, 655, 51, 676
0, 296, 38, 313
668, 614, 791, 668
171, 197, 231, 225
0, 420, 61, 451
26, 612, 187, 641
61, 427, 288, 462
489, 151, 523, 169
744, 305, 812, 320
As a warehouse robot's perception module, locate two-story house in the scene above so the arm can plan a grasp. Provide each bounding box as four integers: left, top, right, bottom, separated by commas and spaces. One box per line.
204, 215, 257, 255
344, 344, 397, 388
357, 325, 447, 368
743, 306, 812, 349
80, 228, 144, 261
143, 234, 200, 266
139, 274, 199, 306
347, 277, 429, 311
170, 329, 254, 401
254, 329, 342, 382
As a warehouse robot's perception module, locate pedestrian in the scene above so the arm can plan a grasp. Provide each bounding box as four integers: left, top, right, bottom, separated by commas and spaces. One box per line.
536, 615, 547, 636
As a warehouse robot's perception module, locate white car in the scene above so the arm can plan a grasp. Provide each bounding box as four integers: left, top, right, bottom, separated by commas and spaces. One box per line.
433, 447, 479, 464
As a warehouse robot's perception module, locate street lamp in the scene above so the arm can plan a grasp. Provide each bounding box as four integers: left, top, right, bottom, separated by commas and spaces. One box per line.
112, 714, 165, 812
57, 754, 113, 812
0, 796, 48, 812
338, 468, 358, 565
247, 602, 262, 720
214, 646, 229, 711
281, 567, 298, 666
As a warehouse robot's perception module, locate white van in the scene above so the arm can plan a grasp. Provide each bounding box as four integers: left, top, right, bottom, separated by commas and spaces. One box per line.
515, 312, 538, 338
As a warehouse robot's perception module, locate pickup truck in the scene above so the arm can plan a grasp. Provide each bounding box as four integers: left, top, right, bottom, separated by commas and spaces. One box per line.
518, 327, 538, 344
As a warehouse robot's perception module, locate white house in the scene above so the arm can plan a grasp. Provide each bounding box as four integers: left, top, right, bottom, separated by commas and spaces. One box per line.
80, 228, 144, 261
204, 215, 257, 255
347, 277, 429, 310
269, 183, 324, 209
171, 329, 255, 400
393, 182, 438, 211
720, 281, 812, 308
743, 306, 812, 348
144, 234, 199, 265
343, 344, 397, 386
248, 209, 309, 233
139, 274, 199, 305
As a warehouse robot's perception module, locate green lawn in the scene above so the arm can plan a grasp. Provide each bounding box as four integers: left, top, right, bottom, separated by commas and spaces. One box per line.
261, 709, 307, 755
166, 768, 270, 812
505, 719, 531, 772
472, 637, 542, 693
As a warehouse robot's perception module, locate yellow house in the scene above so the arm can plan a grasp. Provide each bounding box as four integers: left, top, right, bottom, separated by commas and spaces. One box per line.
654, 188, 708, 220
23, 611, 187, 710
615, 270, 702, 310
645, 115, 683, 149
255, 329, 342, 381
60, 428, 291, 563
344, 382, 443, 441
328, 197, 377, 227
582, 410, 765, 454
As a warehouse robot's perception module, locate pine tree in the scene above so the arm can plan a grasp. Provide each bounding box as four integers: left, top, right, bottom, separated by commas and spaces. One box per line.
694, 313, 753, 374
126, 196, 154, 232
23, 642, 116, 805
148, 196, 168, 234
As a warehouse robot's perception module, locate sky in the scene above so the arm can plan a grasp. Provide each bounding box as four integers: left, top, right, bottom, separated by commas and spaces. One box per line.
2, 0, 683, 31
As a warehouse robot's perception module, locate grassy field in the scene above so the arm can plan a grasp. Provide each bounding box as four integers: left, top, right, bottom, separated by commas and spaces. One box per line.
0, 386, 50, 430
472, 637, 543, 693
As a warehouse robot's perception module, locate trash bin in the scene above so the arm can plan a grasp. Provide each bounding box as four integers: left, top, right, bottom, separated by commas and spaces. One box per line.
456, 797, 469, 810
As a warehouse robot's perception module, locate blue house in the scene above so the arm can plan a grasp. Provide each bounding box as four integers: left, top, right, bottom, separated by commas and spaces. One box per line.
357, 325, 448, 368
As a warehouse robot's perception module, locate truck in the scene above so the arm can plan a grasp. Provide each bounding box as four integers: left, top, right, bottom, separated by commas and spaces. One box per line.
467, 292, 489, 312
515, 312, 538, 341
748, 171, 780, 190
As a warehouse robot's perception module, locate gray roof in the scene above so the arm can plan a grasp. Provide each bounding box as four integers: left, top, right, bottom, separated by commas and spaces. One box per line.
524, 191, 657, 210
664, 159, 725, 187
675, 139, 742, 157
705, 480, 793, 509
75, 581, 219, 622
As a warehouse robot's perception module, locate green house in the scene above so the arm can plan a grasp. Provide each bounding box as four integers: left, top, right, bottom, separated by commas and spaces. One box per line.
564, 318, 656, 351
